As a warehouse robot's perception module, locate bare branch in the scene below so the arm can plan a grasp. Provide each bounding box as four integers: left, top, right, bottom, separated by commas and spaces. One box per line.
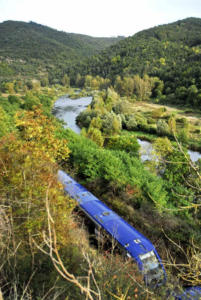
33, 185, 102, 300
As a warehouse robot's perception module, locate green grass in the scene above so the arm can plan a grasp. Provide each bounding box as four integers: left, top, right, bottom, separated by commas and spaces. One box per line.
121, 130, 157, 142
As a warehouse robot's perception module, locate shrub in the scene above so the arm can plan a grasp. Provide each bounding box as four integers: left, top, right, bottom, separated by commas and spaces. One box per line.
156, 119, 169, 136
107, 135, 140, 156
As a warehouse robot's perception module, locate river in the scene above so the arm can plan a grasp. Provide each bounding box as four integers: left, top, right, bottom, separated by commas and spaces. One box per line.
137, 139, 201, 162
53, 94, 201, 163
52, 95, 92, 133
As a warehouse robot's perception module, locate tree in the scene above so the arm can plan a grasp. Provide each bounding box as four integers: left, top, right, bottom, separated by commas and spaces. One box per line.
90, 116, 102, 130
152, 77, 164, 99
0, 106, 12, 138
156, 119, 169, 136
40, 77, 49, 87
0, 108, 72, 298
168, 115, 176, 135
86, 126, 104, 147
3, 82, 15, 94
114, 75, 123, 95
133, 75, 153, 101
15, 107, 70, 163
125, 115, 138, 131
187, 85, 198, 106
84, 75, 93, 89
75, 73, 83, 87
122, 77, 134, 97
62, 74, 70, 87
101, 112, 122, 135
22, 91, 40, 110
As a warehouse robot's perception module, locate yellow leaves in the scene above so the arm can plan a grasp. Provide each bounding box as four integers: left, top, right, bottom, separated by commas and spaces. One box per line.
0, 106, 72, 243
192, 46, 201, 54
159, 57, 166, 65
15, 107, 70, 163
153, 137, 173, 157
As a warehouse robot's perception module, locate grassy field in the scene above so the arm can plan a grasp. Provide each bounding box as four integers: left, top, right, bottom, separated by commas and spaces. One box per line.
127, 101, 201, 150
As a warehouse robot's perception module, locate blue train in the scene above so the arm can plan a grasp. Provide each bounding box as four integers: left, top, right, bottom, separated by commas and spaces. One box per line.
58, 170, 166, 287
175, 286, 201, 300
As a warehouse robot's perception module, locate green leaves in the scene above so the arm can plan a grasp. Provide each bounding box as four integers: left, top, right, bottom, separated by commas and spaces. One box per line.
66, 129, 168, 208
0, 106, 14, 138
106, 134, 140, 156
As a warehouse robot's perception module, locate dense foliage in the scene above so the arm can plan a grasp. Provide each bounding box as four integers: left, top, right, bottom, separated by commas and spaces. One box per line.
69, 18, 201, 108
75, 89, 201, 226
0, 20, 124, 83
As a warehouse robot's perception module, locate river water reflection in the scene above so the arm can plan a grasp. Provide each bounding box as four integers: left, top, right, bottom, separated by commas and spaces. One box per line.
53, 94, 201, 163
138, 139, 201, 163
52, 95, 92, 133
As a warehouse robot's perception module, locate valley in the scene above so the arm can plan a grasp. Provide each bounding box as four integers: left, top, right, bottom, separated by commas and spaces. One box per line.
0, 17, 200, 300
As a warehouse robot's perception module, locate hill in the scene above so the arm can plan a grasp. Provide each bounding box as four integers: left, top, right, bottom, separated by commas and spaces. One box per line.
72, 17, 201, 107
0, 20, 124, 83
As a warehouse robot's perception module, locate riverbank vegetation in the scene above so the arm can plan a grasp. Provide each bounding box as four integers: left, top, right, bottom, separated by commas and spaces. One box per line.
76, 85, 201, 151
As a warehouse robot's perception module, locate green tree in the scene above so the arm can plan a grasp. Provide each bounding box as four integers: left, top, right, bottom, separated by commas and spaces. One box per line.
152, 77, 164, 99
3, 82, 15, 94
62, 74, 70, 87
187, 85, 198, 106
84, 75, 93, 88
86, 126, 104, 147
0, 106, 12, 138
40, 77, 49, 87
168, 115, 176, 135
126, 115, 138, 131
157, 119, 169, 136
90, 116, 102, 130
107, 135, 140, 156
22, 92, 40, 110
75, 73, 83, 87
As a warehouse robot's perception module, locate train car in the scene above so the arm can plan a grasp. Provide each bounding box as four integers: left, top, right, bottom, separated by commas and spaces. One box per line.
58, 170, 166, 286
175, 286, 201, 300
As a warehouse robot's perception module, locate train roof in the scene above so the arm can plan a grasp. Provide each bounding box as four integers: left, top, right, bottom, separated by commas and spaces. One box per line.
58, 170, 158, 259
175, 286, 201, 300
80, 199, 154, 257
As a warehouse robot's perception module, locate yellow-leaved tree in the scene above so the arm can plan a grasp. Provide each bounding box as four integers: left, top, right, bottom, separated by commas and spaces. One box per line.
0, 108, 77, 297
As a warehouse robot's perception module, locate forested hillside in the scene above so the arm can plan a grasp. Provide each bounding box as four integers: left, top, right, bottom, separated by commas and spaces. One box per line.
0, 20, 124, 83
69, 18, 201, 107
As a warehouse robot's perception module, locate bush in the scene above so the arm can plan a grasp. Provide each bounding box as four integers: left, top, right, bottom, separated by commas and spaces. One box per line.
76, 110, 97, 128
101, 112, 122, 135
8, 95, 21, 105
126, 115, 138, 131
156, 119, 169, 136
106, 135, 140, 156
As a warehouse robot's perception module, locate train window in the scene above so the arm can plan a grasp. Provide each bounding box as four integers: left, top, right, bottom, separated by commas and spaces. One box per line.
81, 192, 91, 197
102, 211, 110, 216
139, 244, 146, 251
95, 215, 103, 223
139, 251, 159, 272
65, 180, 72, 184
134, 239, 141, 244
